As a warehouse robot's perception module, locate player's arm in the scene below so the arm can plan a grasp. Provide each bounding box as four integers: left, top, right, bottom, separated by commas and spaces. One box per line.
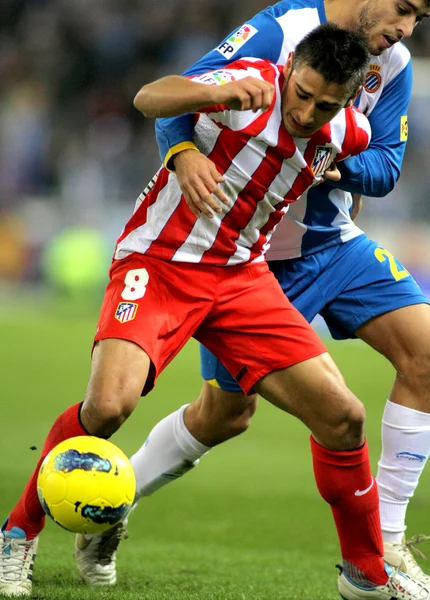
155, 11, 283, 168
328, 59, 412, 197
135, 66, 275, 218
154, 13, 283, 216
134, 74, 274, 118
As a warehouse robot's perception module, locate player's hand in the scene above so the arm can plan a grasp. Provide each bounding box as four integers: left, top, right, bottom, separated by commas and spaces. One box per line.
350, 193, 363, 221
213, 77, 275, 112
173, 149, 229, 218
321, 162, 341, 183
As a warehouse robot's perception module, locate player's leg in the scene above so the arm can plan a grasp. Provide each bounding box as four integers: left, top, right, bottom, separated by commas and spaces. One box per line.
315, 236, 430, 580
76, 379, 257, 586
2, 254, 214, 595
356, 303, 430, 578
255, 355, 430, 599
70, 341, 150, 589
112, 340, 257, 510
255, 354, 388, 581
0, 338, 150, 597
74, 255, 219, 586
208, 263, 430, 598
131, 379, 257, 502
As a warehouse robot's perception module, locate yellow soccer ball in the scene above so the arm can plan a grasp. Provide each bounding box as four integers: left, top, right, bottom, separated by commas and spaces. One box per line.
37, 436, 136, 534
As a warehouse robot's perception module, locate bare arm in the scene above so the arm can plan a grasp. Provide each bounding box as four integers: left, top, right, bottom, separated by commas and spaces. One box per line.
134, 75, 274, 118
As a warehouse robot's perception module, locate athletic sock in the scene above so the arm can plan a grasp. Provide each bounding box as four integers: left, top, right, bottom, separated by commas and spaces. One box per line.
311, 436, 387, 586
130, 404, 210, 502
6, 403, 88, 539
377, 400, 430, 544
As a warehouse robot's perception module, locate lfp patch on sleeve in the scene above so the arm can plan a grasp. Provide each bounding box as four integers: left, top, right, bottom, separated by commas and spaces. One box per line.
193, 70, 237, 86
217, 24, 258, 59
400, 115, 408, 141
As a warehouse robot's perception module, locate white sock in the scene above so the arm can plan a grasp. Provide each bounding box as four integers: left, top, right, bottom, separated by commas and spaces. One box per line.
130, 404, 210, 503
377, 400, 430, 543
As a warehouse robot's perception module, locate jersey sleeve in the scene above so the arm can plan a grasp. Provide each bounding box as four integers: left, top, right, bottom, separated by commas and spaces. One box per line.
329, 59, 412, 197
155, 11, 285, 170
189, 60, 277, 131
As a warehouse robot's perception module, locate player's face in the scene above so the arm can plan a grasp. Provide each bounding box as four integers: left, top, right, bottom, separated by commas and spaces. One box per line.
355, 0, 430, 55
281, 61, 353, 138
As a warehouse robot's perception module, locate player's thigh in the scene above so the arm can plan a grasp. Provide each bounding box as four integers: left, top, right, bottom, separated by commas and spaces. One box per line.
254, 352, 365, 448
94, 253, 215, 399
319, 237, 428, 340
86, 339, 151, 416
356, 303, 430, 370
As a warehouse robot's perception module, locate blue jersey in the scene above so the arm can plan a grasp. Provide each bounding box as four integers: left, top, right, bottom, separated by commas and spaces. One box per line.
155, 0, 412, 258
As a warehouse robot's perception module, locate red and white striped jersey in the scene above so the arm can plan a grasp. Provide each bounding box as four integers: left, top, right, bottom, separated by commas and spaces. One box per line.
115, 59, 371, 266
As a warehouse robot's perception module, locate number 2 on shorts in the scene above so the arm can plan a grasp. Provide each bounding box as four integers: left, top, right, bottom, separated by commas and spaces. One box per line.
374, 248, 409, 282
121, 268, 149, 300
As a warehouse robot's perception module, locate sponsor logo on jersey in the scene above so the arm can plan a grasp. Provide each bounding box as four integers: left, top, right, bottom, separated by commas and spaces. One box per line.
195, 70, 237, 85
400, 115, 408, 141
115, 302, 138, 323
310, 146, 333, 178
364, 64, 382, 94
217, 24, 258, 58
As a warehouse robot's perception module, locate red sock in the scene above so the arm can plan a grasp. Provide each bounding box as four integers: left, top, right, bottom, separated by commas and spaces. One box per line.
310, 436, 387, 586
6, 403, 88, 540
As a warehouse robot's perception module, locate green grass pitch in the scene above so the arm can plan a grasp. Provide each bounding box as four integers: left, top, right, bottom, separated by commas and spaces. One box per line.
1, 305, 430, 599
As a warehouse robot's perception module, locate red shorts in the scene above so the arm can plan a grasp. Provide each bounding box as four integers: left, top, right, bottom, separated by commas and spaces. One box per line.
95, 253, 326, 395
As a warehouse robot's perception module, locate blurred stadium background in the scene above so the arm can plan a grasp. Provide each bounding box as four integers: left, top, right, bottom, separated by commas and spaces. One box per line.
1, 0, 430, 295
1, 3, 430, 599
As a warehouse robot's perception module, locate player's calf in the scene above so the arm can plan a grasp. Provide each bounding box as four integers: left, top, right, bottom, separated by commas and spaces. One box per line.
184, 382, 258, 447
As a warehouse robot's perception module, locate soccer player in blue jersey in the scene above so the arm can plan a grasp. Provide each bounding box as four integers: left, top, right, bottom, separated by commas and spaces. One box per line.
74, 0, 430, 595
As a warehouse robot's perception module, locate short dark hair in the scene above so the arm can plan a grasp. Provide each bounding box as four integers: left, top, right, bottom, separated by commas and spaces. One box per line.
293, 23, 369, 98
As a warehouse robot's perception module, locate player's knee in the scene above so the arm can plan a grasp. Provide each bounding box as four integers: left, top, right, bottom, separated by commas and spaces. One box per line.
394, 346, 430, 392
328, 398, 365, 449
82, 387, 140, 436
315, 381, 365, 450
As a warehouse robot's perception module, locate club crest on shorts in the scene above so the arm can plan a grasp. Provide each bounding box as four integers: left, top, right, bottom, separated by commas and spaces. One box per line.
311, 146, 333, 178
115, 302, 138, 323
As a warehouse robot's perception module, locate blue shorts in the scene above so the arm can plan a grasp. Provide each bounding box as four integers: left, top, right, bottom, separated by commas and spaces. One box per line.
201, 235, 428, 392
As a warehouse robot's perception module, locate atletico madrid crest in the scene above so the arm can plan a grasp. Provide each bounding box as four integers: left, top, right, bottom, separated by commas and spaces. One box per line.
311, 146, 333, 178
115, 302, 138, 323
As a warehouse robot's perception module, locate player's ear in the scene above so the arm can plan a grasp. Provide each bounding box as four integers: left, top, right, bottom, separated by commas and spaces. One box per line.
283, 52, 294, 78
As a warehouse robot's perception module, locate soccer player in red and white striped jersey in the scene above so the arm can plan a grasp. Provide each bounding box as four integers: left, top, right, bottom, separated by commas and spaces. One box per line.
4, 25, 422, 600
116, 58, 370, 267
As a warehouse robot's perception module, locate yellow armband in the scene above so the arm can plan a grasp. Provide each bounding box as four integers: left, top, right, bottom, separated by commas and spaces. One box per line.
164, 142, 200, 172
